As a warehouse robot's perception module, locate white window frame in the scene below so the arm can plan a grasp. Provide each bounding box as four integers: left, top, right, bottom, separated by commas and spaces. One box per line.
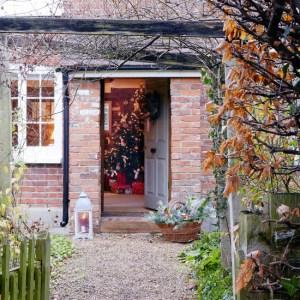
10, 65, 63, 164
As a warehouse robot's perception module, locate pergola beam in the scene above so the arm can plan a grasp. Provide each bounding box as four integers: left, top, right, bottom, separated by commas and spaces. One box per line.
0, 17, 223, 37
110, 50, 216, 68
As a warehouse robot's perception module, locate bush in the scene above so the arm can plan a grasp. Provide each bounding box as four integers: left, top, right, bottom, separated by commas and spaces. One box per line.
179, 232, 232, 300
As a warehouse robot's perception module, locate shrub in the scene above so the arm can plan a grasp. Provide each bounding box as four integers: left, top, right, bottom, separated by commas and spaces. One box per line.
50, 234, 74, 277
179, 232, 232, 300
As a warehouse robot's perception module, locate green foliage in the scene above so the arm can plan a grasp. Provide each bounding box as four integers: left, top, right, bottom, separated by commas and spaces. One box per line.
0, 162, 26, 263
281, 276, 300, 298
179, 232, 233, 300
146, 196, 209, 225
50, 235, 74, 277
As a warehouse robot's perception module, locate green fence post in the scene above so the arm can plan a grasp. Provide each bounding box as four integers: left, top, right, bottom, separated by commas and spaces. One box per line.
2, 244, 10, 300
33, 266, 41, 300
10, 272, 19, 300
19, 240, 28, 300
26, 238, 35, 300
36, 234, 50, 300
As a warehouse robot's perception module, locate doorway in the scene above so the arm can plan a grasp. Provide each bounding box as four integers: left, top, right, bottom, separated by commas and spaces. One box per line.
102, 78, 169, 215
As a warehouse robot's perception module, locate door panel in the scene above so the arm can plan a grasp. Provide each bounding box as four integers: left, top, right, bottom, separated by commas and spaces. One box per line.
144, 79, 169, 210
145, 158, 155, 196
157, 159, 167, 197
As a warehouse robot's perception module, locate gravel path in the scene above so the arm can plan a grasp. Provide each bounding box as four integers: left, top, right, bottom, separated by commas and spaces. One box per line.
51, 233, 196, 300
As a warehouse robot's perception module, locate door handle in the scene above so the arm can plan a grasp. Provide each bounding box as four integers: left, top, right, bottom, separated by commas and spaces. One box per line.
150, 148, 156, 154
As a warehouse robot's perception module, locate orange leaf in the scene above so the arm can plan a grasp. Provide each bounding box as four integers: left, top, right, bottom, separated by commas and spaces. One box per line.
259, 165, 272, 180
282, 13, 293, 23
223, 174, 240, 197
255, 24, 265, 36
202, 151, 215, 172
205, 101, 217, 113
236, 258, 256, 293
208, 113, 222, 125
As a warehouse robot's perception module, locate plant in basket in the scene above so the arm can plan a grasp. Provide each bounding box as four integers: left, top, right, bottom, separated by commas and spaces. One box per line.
146, 196, 210, 243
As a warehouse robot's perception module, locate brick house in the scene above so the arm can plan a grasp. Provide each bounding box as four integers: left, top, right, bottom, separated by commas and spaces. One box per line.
10, 1, 215, 232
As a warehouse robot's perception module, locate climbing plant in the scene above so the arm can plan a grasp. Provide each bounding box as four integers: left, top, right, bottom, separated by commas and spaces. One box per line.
200, 66, 228, 225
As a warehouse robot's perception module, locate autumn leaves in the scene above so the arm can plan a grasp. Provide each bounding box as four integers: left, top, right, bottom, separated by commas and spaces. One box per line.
204, 2, 300, 196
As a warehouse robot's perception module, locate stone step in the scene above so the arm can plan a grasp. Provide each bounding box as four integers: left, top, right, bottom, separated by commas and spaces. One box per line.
103, 206, 150, 213
102, 211, 146, 217
99, 216, 160, 233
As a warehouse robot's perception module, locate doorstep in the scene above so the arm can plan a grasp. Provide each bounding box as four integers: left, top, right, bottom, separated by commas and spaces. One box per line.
99, 215, 160, 233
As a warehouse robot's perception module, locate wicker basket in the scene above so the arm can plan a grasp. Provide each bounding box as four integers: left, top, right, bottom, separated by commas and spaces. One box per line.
158, 222, 202, 243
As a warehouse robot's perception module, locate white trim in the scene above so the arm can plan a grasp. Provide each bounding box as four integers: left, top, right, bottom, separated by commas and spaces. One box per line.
11, 66, 63, 164
71, 70, 201, 79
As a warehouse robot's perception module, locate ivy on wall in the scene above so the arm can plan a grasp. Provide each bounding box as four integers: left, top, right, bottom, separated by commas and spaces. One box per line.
201, 66, 228, 225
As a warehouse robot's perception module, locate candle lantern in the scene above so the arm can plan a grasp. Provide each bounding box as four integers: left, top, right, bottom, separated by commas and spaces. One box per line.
74, 192, 93, 239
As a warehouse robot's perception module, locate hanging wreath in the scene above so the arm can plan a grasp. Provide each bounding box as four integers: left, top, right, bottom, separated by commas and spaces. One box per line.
144, 91, 161, 121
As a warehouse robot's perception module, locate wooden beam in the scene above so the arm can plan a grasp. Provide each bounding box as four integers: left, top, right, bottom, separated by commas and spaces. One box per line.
0, 36, 11, 191
133, 50, 215, 67
0, 17, 224, 38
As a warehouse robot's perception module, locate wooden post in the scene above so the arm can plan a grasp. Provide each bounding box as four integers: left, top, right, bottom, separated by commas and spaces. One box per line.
36, 234, 50, 300
18, 240, 28, 300
222, 63, 241, 299
10, 272, 19, 300
33, 266, 41, 300
0, 34, 11, 192
26, 238, 35, 300
1, 244, 10, 300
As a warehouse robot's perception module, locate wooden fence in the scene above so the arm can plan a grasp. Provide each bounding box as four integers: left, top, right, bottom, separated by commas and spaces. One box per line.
0, 234, 50, 300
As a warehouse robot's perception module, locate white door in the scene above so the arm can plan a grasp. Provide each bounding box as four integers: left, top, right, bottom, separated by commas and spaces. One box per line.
144, 80, 169, 210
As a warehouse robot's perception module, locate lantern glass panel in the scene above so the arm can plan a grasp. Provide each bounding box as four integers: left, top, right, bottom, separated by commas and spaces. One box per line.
78, 212, 89, 233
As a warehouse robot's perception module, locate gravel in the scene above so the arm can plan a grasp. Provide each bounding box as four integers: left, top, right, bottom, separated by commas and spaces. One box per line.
51, 233, 196, 300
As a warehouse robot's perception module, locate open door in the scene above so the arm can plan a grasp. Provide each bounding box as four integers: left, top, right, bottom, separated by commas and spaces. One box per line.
144, 79, 169, 210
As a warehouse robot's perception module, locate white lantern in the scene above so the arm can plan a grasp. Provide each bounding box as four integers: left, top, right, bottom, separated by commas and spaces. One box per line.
74, 192, 93, 239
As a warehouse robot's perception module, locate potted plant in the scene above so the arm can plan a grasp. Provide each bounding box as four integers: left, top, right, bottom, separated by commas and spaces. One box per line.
146, 196, 210, 243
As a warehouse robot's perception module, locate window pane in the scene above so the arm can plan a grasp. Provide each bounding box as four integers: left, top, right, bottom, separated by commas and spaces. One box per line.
27, 124, 40, 146
42, 99, 54, 121
42, 124, 54, 146
11, 99, 18, 111
11, 80, 18, 97
27, 80, 39, 97
11, 99, 18, 122
41, 80, 54, 97
12, 124, 18, 147
27, 99, 40, 121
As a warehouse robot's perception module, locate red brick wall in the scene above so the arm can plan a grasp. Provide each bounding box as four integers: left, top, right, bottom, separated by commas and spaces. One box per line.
69, 80, 101, 227
170, 78, 215, 201
19, 164, 63, 206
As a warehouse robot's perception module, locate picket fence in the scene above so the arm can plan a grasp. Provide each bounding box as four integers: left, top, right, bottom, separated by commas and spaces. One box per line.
0, 234, 50, 300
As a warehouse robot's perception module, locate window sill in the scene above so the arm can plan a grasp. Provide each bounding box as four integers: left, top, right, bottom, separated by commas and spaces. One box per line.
13, 146, 62, 164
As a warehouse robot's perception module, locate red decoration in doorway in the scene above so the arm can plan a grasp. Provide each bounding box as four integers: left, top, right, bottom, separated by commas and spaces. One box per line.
132, 181, 144, 195
110, 172, 131, 194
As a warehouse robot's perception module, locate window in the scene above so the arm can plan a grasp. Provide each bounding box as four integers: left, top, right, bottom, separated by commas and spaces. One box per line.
11, 67, 63, 164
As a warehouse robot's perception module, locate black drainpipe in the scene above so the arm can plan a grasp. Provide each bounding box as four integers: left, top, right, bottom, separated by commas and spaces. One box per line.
60, 71, 70, 227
